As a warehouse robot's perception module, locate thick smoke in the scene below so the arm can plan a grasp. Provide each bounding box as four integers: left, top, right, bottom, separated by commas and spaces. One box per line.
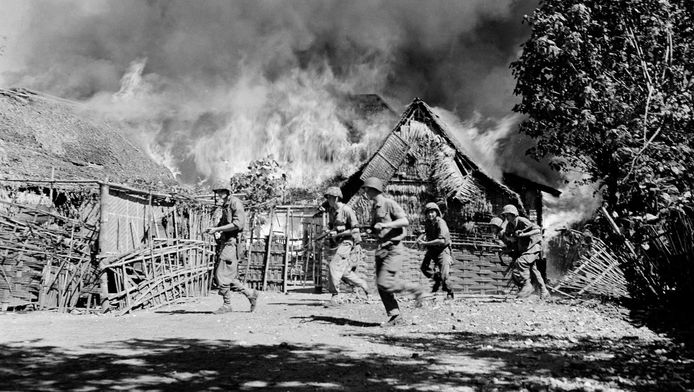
3, 0, 542, 186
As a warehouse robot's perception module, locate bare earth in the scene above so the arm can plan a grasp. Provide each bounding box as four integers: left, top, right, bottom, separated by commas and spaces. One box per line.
1, 291, 692, 391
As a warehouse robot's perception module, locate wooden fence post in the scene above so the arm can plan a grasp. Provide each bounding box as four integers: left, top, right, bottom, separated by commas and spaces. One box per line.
98, 182, 111, 311
282, 208, 291, 294
243, 212, 255, 284
261, 209, 275, 291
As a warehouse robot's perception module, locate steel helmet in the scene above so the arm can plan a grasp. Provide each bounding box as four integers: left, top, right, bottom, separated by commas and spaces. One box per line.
424, 202, 441, 216
212, 180, 232, 193
361, 177, 384, 193
489, 217, 504, 228
324, 186, 343, 199
501, 204, 519, 216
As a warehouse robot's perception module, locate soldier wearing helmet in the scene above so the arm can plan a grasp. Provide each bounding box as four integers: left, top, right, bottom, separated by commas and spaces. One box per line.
361, 177, 428, 327
204, 180, 259, 313
500, 204, 550, 299
323, 185, 370, 307
417, 202, 455, 300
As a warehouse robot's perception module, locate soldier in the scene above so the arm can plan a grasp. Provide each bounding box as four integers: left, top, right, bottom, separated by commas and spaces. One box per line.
417, 202, 455, 300
361, 177, 427, 326
204, 182, 259, 314
323, 186, 370, 307
499, 204, 550, 299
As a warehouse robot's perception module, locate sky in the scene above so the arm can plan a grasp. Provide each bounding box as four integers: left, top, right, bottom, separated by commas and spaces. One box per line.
0, 0, 557, 188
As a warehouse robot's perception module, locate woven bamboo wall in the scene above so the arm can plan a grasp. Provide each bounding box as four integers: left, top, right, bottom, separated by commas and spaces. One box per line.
318, 235, 514, 296
0, 184, 100, 311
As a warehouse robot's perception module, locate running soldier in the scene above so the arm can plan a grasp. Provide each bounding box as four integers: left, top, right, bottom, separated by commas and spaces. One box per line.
498, 204, 550, 299
417, 202, 455, 300
204, 182, 259, 313
323, 186, 370, 307
361, 177, 427, 326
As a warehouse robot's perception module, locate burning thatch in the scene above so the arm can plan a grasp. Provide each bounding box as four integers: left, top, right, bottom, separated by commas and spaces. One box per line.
0, 87, 176, 186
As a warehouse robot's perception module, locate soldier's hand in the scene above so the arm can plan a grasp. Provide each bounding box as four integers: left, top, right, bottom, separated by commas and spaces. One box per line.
335, 225, 346, 232
203, 227, 213, 234
328, 230, 337, 238
374, 222, 384, 231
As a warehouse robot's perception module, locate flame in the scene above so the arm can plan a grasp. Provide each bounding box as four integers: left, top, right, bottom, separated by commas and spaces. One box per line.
85, 58, 393, 186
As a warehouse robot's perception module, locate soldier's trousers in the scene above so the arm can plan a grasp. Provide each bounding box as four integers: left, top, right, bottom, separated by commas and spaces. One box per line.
215, 241, 254, 304
420, 248, 453, 293
511, 251, 548, 292
327, 241, 368, 295
375, 243, 422, 317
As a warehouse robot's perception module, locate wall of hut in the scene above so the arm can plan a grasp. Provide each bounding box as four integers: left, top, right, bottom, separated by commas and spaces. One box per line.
323, 112, 526, 296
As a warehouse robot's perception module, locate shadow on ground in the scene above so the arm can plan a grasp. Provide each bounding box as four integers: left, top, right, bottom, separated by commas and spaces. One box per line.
2, 329, 692, 391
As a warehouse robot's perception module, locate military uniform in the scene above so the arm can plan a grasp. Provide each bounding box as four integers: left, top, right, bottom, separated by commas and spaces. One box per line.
420, 205, 454, 299
326, 202, 369, 300
213, 195, 258, 312
371, 196, 424, 318
503, 215, 549, 298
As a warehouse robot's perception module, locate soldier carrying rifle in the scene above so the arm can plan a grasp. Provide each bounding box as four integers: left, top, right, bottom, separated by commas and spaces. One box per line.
361, 177, 428, 327
490, 205, 550, 299
322, 186, 371, 307
204, 181, 259, 313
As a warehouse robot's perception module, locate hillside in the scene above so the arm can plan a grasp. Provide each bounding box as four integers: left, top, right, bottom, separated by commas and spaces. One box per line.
0, 88, 176, 187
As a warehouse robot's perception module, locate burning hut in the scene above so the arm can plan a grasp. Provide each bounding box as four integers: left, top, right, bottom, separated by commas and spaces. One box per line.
0, 88, 217, 313
321, 98, 557, 295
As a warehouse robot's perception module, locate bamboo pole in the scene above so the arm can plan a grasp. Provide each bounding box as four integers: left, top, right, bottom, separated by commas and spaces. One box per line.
262, 209, 275, 291
282, 208, 291, 293
98, 183, 111, 311
243, 212, 255, 284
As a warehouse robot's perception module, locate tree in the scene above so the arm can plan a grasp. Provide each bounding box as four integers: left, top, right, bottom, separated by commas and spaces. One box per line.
511, 0, 693, 216
229, 156, 287, 211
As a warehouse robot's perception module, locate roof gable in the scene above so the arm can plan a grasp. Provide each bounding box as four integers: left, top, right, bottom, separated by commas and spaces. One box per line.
342, 98, 524, 214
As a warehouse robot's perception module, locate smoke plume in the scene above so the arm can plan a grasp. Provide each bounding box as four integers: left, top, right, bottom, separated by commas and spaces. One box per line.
2, 0, 541, 186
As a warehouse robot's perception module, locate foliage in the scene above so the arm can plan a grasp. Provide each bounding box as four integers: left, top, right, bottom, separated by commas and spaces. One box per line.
511, 0, 694, 217
229, 156, 287, 211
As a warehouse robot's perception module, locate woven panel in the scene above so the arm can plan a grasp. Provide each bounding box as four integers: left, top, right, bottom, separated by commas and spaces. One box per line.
360, 132, 409, 182
318, 239, 512, 295
102, 190, 173, 255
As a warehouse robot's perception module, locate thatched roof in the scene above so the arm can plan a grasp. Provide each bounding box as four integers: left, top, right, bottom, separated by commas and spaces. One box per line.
340, 97, 525, 213
0, 88, 176, 187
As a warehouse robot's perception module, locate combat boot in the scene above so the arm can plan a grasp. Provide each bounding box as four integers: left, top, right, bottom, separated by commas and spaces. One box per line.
248, 290, 259, 312
381, 314, 407, 327
431, 273, 441, 293
540, 287, 551, 300
324, 294, 341, 308
213, 305, 233, 314
517, 281, 534, 298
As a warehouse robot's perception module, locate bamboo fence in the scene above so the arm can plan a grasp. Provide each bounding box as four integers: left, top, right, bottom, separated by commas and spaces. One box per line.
549, 230, 629, 298
100, 238, 215, 315
0, 199, 99, 311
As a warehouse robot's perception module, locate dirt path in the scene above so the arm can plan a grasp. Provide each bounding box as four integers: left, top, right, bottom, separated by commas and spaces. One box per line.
1, 292, 692, 391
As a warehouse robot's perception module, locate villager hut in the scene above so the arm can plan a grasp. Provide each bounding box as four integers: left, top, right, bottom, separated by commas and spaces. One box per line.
0, 88, 217, 313
321, 98, 554, 295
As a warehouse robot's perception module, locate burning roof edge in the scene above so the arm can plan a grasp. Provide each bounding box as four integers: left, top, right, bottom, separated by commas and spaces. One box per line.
340, 97, 526, 212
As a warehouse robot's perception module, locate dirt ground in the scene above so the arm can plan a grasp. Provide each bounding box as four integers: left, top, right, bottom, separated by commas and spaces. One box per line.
1, 291, 693, 392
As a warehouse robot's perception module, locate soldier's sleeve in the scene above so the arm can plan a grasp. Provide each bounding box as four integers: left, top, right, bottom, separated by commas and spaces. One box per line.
438, 219, 452, 246
345, 205, 358, 230
389, 200, 407, 221
230, 197, 246, 232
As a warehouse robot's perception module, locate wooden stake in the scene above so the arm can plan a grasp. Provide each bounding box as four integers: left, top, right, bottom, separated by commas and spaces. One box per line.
282, 208, 291, 294
98, 183, 111, 312
262, 209, 275, 291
